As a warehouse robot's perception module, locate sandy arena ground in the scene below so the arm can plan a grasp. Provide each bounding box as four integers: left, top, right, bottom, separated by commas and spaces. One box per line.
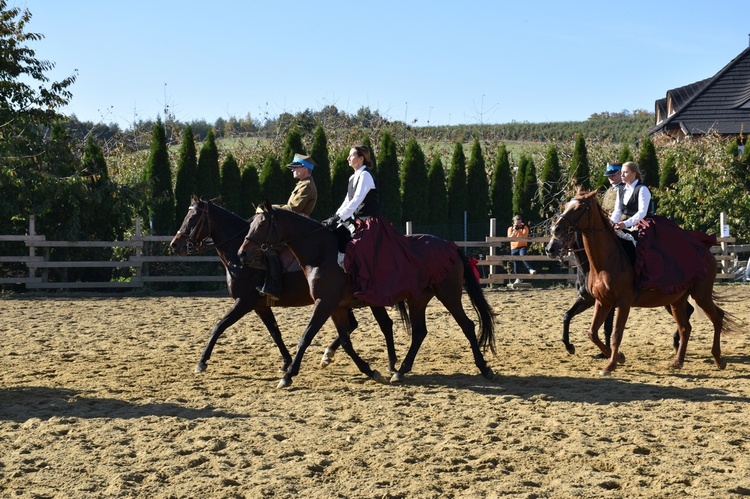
1, 285, 749, 498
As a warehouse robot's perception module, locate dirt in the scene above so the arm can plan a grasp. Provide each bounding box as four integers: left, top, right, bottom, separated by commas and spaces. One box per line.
1, 285, 749, 498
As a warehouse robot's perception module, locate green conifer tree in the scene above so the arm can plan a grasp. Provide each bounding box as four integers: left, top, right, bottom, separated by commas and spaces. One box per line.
401, 139, 429, 226
259, 154, 286, 203
239, 165, 260, 218
282, 126, 305, 195
446, 142, 468, 224
330, 149, 351, 210
523, 156, 539, 224
619, 144, 633, 163
220, 153, 242, 214
376, 130, 401, 225
310, 125, 332, 219
660, 153, 679, 190
427, 156, 448, 225
142, 118, 174, 235
362, 134, 377, 174
512, 154, 529, 217
490, 144, 513, 224
174, 125, 198, 225
637, 136, 659, 188
466, 139, 489, 239
570, 133, 591, 190
197, 128, 220, 199
539, 144, 563, 219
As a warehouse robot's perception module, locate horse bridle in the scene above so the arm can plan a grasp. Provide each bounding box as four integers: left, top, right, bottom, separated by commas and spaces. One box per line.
180, 201, 248, 254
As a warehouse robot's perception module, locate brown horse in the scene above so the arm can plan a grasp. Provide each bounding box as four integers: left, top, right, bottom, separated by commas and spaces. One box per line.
550, 189, 727, 375
238, 200, 497, 388
169, 196, 404, 374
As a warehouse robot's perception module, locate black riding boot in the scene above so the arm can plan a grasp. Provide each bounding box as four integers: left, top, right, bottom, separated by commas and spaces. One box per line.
257, 252, 282, 300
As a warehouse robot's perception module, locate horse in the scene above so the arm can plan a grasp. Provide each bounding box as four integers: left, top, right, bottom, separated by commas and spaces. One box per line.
169, 195, 404, 374
546, 231, 693, 356
550, 188, 728, 375
238, 200, 497, 388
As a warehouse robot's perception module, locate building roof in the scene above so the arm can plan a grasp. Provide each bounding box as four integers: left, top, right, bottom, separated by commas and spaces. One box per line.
649, 47, 750, 137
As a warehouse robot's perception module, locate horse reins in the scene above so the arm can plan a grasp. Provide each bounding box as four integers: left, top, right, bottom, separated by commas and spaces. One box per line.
182, 201, 249, 254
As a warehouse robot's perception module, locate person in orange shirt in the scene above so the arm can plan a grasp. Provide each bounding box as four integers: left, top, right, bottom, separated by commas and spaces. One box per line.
507, 214, 536, 284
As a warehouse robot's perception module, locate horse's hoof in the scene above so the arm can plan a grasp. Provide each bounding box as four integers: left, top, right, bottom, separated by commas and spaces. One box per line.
482, 367, 496, 380
320, 353, 333, 369
371, 370, 388, 384
599, 369, 613, 377
194, 361, 207, 374
669, 361, 684, 370
390, 372, 404, 383
565, 344, 576, 355
277, 376, 292, 389
717, 359, 727, 370
618, 352, 626, 364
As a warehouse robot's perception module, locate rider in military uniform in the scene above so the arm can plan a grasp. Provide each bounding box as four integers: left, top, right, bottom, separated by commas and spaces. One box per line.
256, 153, 318, 300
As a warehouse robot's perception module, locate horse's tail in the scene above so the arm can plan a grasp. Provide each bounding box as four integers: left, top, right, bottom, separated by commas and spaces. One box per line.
459, 251, 497, 354
712, 290, 745, 335
395, 300, 411, 336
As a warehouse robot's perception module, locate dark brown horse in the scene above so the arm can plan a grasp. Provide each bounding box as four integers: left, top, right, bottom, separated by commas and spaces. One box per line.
169, 196, 404, 374
550, 189, 727, 375
238, 200, 497, 388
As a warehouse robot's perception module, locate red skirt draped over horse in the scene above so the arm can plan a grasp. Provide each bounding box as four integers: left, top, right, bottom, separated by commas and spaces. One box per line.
634, 215, 716, 294
343, 217, 460, 307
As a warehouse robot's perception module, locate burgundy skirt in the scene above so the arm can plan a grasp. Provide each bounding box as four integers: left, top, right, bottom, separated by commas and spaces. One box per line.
343, 217, 460, 306
634, 215, 716, 294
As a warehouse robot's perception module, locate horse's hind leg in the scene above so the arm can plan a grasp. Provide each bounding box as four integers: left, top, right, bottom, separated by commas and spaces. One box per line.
692, 293, 726, 369
669, 298, 692, 369
438, 287, 493, 379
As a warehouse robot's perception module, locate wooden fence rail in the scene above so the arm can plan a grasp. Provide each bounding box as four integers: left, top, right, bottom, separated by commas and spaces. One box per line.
0, 216, 742, 290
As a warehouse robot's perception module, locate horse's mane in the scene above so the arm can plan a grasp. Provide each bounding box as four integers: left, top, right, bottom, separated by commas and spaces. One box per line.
577, 188, 614, 233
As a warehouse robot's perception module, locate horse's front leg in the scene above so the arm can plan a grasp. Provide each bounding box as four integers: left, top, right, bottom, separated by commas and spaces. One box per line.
195, 297, 254, 373
602, 305, 630, 375
278, 300, 336, 388
329, 307, 387, 384
562, 293, 594, 355
587, 301, 612, 359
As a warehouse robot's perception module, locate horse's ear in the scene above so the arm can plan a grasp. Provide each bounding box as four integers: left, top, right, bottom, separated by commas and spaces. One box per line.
576, 185, 586, 196
261, 199, 273, 212
191, 193, 200, 203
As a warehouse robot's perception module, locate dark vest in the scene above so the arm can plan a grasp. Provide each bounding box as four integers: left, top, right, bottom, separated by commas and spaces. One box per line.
619, 183, 653, 217
348, 167, 382, 218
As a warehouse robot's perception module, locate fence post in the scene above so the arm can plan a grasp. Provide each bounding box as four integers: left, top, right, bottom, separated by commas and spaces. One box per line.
720, 212, 729, 273
488, 218, 497, 276
134, 217, 145, 281
28, 215, 38, 281
405, 221, 413, 236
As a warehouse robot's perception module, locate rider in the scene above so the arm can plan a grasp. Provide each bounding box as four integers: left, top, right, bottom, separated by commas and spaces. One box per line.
321, 144, 423, 306
601, 162, 624, 217
256, 153, 318, 300
610, 161, 652, 231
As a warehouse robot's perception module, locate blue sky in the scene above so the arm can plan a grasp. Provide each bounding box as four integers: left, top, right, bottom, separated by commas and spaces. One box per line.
24, 0, 750, 129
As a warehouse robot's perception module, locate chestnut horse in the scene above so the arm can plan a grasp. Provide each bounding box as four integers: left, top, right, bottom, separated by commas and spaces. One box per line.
546, 231, 693, 356
169, 196, 404, 374
550, 189, 727, 374
238, 200, 496, 388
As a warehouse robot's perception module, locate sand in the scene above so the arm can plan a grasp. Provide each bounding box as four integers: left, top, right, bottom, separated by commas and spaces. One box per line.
1, 285, 749, 498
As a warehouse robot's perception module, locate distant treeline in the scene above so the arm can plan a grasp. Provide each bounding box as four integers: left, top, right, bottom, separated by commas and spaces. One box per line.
64, 107, 654, 152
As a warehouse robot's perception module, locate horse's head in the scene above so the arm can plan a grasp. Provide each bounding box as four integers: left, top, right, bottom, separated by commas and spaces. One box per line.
238, 200, 279, 265
545, 236, 567, 259
170, 195, 212, 255
550, 188, 602, 240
